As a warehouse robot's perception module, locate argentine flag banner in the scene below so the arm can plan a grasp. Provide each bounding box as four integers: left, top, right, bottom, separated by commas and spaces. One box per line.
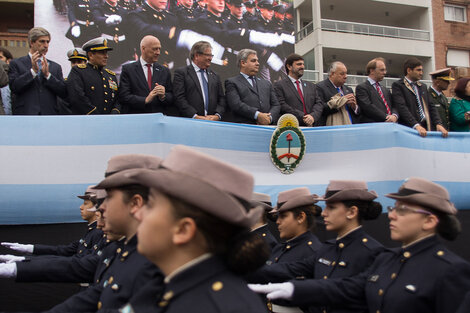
1, 114, 469, 225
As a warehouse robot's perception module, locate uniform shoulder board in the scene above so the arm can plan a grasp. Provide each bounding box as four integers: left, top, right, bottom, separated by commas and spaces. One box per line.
360, 236, 383, 251
105, 68, 116, 75
77, 64, 87, 69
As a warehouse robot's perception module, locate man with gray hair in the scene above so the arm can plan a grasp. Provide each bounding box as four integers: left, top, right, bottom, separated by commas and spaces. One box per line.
315, 61, 360, 126
8, 27, 66, 115
173, 41, 226, 120
225, 48, 280, 124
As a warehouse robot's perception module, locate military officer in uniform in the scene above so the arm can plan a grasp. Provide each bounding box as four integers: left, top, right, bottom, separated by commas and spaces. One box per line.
66, 0, 101, 47
226, 0, 248, 29
67, 37, 121, 114
429, 68, 454, 130
126, 0, 178, 67
243, 0, 257, 24
250, 177, 470, 313
174, 0, 197, 27
271, 4, 286, 33
92, 0, 133, 70
248, 181, 384, 313
67, 47, 87, 67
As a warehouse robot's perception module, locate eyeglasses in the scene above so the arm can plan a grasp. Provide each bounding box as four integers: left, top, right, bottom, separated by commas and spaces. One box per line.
387, 205, 432, 216
199, 53, 214, 57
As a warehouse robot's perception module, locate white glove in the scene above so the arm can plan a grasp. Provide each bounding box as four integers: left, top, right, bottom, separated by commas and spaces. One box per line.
1, 242, 34, 254
71, 25, 81, 38
280, 33, 295, 44
106, 15, 121, 25
0, 254, 26, 263
249, 31, 283, 47
267, 52, 283, 71
0, 262, 17, 278
248, 282, 294, 300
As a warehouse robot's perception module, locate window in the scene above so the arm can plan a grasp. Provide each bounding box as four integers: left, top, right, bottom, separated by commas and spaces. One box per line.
444, 4, 467, 22
447, 49, 470, 67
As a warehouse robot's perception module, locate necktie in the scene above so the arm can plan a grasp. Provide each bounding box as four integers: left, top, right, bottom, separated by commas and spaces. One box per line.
37, 59, 42, 79
295, 80, 306, 114
200, 69, 209, 113
250, 76, 257, 91
336, 86, 352, 122
145, 64, 152, 91
336, 86, 344, 96
375, 83, 391, 115
411, 82, 426, 122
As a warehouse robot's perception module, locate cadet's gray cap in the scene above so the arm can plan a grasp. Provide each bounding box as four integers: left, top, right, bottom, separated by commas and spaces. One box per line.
227, 0, 244, 6
258, 0, 273, 9
82, 37, 113, 52
67, 48, 87, 61
124, 145, 262, 228
77, 185, 99, 200
95, 154, 163, 189
252, 192, 273, 211
273, 187, 318, 213
385, 177, 457, 215
316, 180, 378, 202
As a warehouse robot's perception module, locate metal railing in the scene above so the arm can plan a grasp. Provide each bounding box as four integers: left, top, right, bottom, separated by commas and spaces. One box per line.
296, 21, 314, 42
321, 19, 430, 41
303, 71, 432, 87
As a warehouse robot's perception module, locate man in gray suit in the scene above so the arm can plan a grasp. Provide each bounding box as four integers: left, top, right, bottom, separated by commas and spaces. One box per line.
356, 57, 398, 123
274, 53, 323, 126
225, 49, 280, 125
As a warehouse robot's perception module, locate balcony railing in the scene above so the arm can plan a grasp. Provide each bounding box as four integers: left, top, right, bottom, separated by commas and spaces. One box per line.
0, 32, 28, 49
304, 71, 432, 88
296, 19, 430, 43
321, 19, 430, 41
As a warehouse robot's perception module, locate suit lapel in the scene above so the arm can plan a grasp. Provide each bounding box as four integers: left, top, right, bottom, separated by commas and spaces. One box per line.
285, 78, 302, 103
188, 65, 204, 98
133, 61, 149, 91
238, 74, 258, 95
151, 63, 162, 87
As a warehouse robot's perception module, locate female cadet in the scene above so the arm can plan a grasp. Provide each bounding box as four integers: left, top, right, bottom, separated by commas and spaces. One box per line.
250, 177, 470, 313
117, 145, 270, 313
269, 187, 322, 264
248, 180, 384, 313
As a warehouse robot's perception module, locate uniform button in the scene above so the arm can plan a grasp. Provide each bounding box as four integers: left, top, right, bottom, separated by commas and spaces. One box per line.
437, 250, 445, 256
308, 241, 312, 245
115, 27, 119, 31
163, 290, 174, 300
97, 301, 102, 310
391, 273, 397, 279
286, 245, 291, 249
338, 261, 346, 267
104, 85, 107, 88
274, 257, 279, 261
122, 251, 129, 257
117, 248, 122, 253
108, 276, 114, 284
212, 281, 224, 291
338, 243, 345, 249
331, 261, 336, 266
158, 301, 168, 307
111, 284, 119, 291
104, 108, 107, 111
362, 238, 368, 243
323, 275, 328, 279
376, 310, 380, 313
105, 100, 108, 103
105, 92, 108, 95
102, 77, 105, 80
403, 251, 411, 258
262, 233, 266, 237
90, 85, 95, 90
378, 289, 384, 296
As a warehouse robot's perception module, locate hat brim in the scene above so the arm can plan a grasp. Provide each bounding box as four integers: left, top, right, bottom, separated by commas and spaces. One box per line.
94, 169, 142, 189
316, 189, 377, 202
69, 56, 88, 61
274, 194, 318, 213
77, 195, 94, 200
385, 192, 457, 215
126, 169, 262, 228
437, 76, 455, 81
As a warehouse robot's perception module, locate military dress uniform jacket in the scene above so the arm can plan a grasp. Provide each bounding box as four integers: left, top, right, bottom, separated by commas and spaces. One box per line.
428, 86, 450, 130
15, 235, 114, 284
252, 224, 278, 252
118, 255, 268, 313
33, 220, 103, 257
66, 0, 101, 46
67, 63, 121, 114
46, 235, 162, 313
290, 235, 470, 313
269, 231, 321, 264
392, 79, 442, 130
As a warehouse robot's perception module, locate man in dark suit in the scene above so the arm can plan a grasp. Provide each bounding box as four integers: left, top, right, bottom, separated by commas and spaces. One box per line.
173, 41, 225, 120
274, 53, 323, 126
119, 35, 174, 114
8, 27, 67, 115
356, 57, 398, 123
225, 49, 280, 125
392, 57, 448, 138
315, 61, 359, 126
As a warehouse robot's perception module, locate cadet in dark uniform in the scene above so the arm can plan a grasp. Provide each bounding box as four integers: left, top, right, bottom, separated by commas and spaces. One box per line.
120, 0, 138, 11
193, 0, 206, 17
248, 181, 384, 313
174, 0, 197, 27
251, 192, 278, 252
1, 185, 103, 258
67, 47, 88, 67
67, 37, 121, 114
92, 0, 133, 69
243, 0, 257, 24
250, 177, 470, 313
42, 154, 164, 312
116, 145, 270, 313
126, 0, 178, 67
66, 0, 101, 46
271, 4, 286, 33
428, 68, 454, 130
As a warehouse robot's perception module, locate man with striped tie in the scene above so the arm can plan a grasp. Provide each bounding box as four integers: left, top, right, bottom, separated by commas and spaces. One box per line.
356, 57, 398, 124
392, 57, 448, 138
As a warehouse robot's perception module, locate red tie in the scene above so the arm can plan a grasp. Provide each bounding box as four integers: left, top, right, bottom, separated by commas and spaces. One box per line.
146, 64, 152, 91
295, 80, 306, 114
375, 82, 391, 115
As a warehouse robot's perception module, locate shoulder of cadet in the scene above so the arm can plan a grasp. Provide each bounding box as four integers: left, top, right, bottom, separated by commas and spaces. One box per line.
359, 235, 384, 251
432, 245, 469, 266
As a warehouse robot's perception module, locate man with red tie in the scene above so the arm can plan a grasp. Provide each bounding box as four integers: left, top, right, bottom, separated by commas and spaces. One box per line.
356, 57, 398, 123
274, 53, 323, 126
118, 35, 174, 114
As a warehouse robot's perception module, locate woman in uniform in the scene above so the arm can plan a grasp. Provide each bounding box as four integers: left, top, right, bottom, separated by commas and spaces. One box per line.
269, 187, 322, 265
118, 145, 270, 313
248, 180, 384, 313
250, 177, 470, 313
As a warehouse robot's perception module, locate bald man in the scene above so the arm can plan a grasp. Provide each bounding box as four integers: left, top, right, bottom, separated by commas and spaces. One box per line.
118, 35, 174, 114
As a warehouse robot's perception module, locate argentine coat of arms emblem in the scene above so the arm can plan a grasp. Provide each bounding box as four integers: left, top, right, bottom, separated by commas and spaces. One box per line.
270, 114, 306, 174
